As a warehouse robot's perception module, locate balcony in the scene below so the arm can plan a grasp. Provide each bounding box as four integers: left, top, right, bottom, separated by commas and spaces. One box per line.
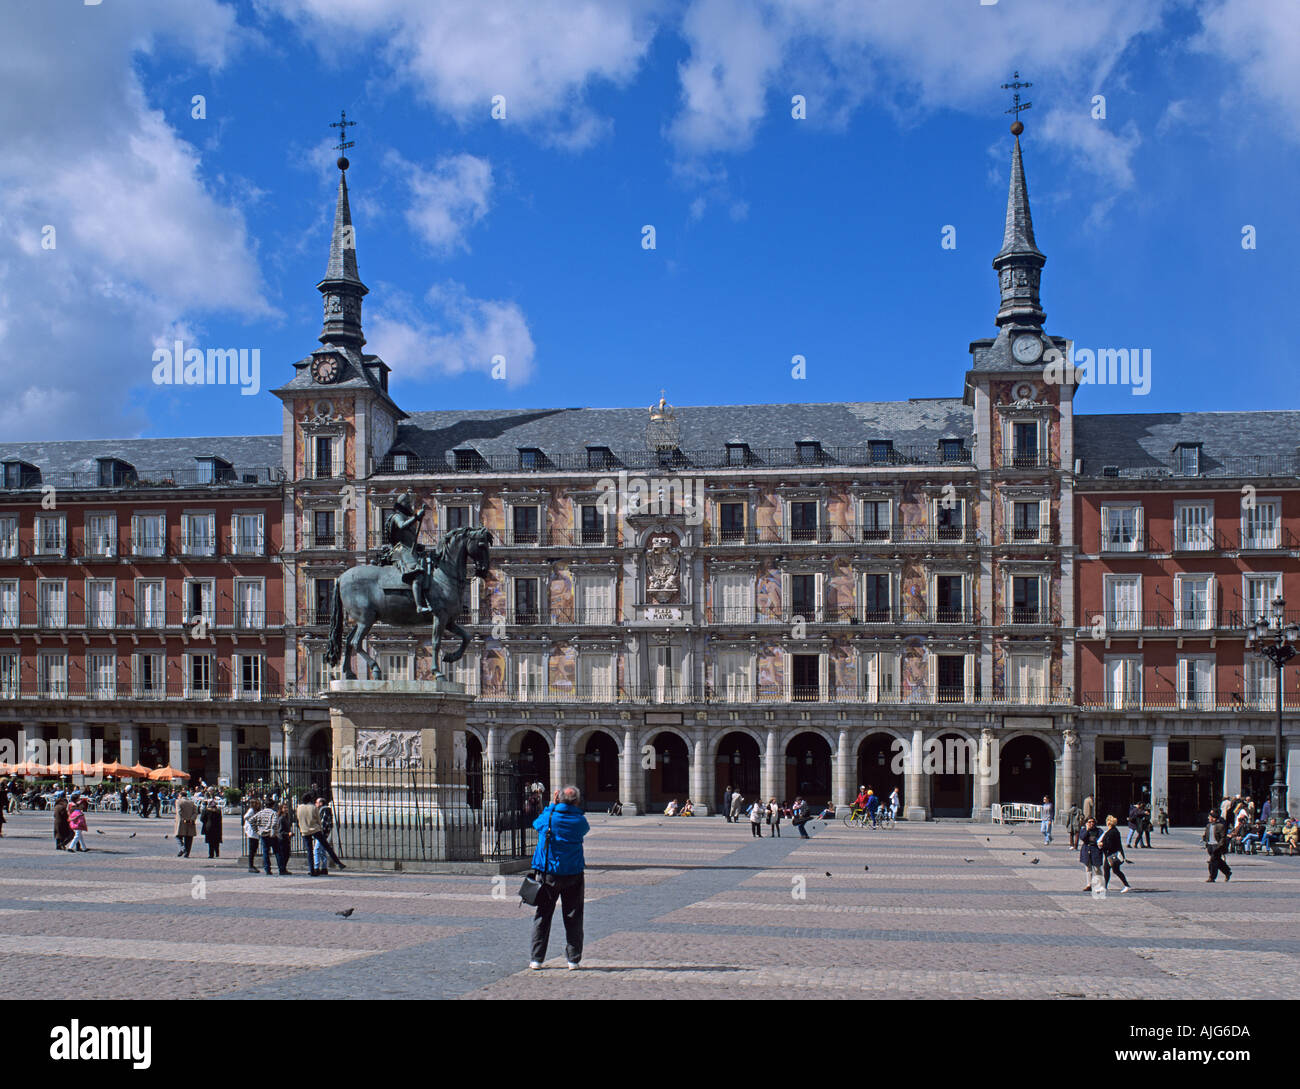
1000, 606, 1060, 627
0, 681, 286, 703
179, 536, 218, 558
447, 683, 1073, 707
1081, 453, 1300, 481
999, 448, 1057, 471
5, 608, 281, 632
1079, 691, 1300, 712
706, 522, 978, 546
997, 525, 1057, 546
0, 466, 279, 492
130, 536, 168, 559
301, 529, 350, 551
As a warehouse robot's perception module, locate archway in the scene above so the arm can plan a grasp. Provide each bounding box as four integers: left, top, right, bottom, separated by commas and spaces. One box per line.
580, 731, 620, 806
857, 732, 904, 812
998, 734, 1056, 807
513, 730, 551, 795
785, 731, 832, 808
646, 731, 690, 808
930, 732, 974, 818
715, 731, 761, 812
465, 733, 483, 808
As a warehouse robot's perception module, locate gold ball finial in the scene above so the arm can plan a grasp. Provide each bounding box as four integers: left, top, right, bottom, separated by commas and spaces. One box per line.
1010, 120, 1024, 136
337, 156, 350, 171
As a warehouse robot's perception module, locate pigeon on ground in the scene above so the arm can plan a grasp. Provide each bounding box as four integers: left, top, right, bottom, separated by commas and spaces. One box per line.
95, 829, 104, 835
986, 837, 990, 842
1031, 858, 1040, 865
863, 865, 869, 872
1022, 852, 1026, 855
128, 832, 136, 838
335, 908, 355, 918
963, 858, 974, 863
825, 872, 832, 877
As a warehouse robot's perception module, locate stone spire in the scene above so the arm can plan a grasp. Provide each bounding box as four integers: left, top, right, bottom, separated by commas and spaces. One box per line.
317, 153, 368, 351
992, 129, 1046, 329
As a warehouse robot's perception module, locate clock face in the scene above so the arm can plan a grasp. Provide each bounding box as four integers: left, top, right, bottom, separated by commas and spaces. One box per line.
1012, 334, 1043, 364
312, 355, 341, 384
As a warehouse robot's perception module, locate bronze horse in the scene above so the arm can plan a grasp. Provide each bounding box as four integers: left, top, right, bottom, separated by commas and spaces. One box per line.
325, 525, 492, 680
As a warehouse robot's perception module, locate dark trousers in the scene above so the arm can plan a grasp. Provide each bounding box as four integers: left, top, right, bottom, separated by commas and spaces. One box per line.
317, 832, 343, 867
1207, 848, 1231, 881
531, 873, 585, 964
248, 836, 261, 869
1103, 858, 1129, 888
796, 820, 810, 839
750, 822, 761, 837
260, 836, 275, 874
177, 835, 193, 857
274, 836, 291, 874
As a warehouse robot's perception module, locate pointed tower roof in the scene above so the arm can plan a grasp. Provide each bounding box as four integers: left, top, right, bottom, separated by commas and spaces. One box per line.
316, 158, 369, 351
991, 125, 1046, 329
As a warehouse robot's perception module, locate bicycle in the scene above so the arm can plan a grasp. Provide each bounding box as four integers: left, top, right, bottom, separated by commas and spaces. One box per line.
842, 808, 871, 829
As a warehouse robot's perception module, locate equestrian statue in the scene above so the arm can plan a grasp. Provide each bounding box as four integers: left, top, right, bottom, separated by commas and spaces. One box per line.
325, 490, 493, 681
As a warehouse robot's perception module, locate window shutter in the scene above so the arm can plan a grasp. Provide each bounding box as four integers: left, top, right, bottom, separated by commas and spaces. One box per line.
865, 652, 878, 701
964, 653, 975, 703
819, 653, 829, 701
1100, 506, 1110, 549
780, 573, 791, 620
814, 573, 824, 622
1038, 499, 1050, 542
1133, 507, 1143, 550
782, 650, 792, 702
1177, 658, 1188, 708
927, 652, 937, 703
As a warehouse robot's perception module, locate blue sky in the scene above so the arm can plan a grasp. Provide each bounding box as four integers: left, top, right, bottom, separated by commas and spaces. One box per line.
5, 0, 1299, 441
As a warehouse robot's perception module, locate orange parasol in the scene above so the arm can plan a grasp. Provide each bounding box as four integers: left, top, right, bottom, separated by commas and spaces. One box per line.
8, 761, 49, 777
147, 765, 190, 781
129, 764, 153, 778
99, 761, 143, 779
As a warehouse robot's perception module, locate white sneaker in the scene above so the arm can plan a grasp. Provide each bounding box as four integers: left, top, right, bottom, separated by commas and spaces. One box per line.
567, 961, 581, 971
528, 961, 542, 970
1121, 886, 1131, 893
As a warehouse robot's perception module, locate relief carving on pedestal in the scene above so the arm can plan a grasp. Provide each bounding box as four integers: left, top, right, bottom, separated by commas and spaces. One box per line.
356, 728, 422, 768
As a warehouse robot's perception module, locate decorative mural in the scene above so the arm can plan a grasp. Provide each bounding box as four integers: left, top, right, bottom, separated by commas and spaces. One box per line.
827, 557, 855, 621
550, 564, 574, 624
757, 567, 781, 619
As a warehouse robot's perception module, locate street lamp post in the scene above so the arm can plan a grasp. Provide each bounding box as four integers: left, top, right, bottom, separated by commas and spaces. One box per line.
1245, 595, 1297, 820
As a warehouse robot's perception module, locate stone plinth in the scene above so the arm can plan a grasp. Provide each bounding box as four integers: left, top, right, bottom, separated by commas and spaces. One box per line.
328, 678, 488, 867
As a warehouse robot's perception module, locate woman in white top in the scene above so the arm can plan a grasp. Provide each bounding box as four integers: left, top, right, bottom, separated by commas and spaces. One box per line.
767, 798, 782, 838
748, 800, 763, 837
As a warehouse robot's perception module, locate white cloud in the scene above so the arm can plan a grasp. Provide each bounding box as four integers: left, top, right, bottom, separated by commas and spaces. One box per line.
1193, 0, 1300, 140
387, 151, 493, 254
0, 0, 268, 440
369, 281, 536, 388
268, 0, 666, 149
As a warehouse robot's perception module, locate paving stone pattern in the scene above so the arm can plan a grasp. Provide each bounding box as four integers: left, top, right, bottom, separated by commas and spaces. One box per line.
1, 811, 1297, 999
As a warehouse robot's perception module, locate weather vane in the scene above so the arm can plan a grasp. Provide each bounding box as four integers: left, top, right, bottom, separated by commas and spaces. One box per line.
1001, 72, 1032, 134
331, 109, 356, 169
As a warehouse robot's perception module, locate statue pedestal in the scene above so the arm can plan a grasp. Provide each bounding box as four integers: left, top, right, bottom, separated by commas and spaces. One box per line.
328, 679, 524, 872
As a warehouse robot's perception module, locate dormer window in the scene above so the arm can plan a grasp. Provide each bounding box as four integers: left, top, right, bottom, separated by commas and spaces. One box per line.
939, 439, 966, 464
193, 456, 232, 485
1174, 443, 1201, 476
97, 458, 136, 487
518, 448, 544, 471
796, 441, 822, 465
3, 461, 40, 489
453, 448, 482, 472
656, 447, 683, 469
726, 443, 751, 467
868, 440, 894, 465
586, 446, 614, 471
392, 453, 409, 472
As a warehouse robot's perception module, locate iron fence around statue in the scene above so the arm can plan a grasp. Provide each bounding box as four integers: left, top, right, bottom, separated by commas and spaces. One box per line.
235, 756, 534, 864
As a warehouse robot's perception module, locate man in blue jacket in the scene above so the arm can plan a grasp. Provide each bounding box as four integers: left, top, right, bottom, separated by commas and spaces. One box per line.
529, 785, 591, 971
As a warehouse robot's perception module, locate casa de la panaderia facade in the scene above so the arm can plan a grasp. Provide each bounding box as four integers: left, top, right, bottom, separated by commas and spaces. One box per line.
2, 125, 1295, 822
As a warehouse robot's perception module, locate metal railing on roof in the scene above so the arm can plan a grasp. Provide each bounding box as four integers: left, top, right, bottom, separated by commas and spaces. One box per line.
1081, 454, 1300, 480
0, 466, 282, 491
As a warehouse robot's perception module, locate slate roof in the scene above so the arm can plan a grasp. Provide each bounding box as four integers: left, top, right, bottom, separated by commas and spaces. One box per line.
273, 344, 405, 418
0, 435, 281, 486
1074, 411, 1300, 478
391, 398, 974, 468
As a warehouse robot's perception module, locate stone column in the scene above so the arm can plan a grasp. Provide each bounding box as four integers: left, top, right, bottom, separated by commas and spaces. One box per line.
1061, 729, 1079, 811
904, 727, 929, 821
1149, 733, 1169, 819
168, 723, 185, 771
762, 727, 781, 803
1222, 734, 1243, 799
690, 729, 713, 815
66, 721, 90, 766
1077, 731, 1097, 810
619, 726, 643, 815
1287, 742, 1300, 817
218, 724, 237, 786
550, 725, 572, 794
833, 728, 853, 816
280, 721, 294, 767
975, 728, 997, 818
118, 723, 139, 769
485, 725, 503, 765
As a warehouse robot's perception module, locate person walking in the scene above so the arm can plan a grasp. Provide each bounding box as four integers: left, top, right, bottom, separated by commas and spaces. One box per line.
314, 795, 346, 871
792, 797, 811, 839
1125, 802, 1140, 848
200, 800, 222, 859
1157, 804, 1169, 836
1040, 796, 1054, 845
888, 787, 900, 821
748, 799, 763, 837
1140, 804, 1153, 848
1099, 816, 1131, 892
1078, 817, 1104, 891
173, 792, 199, 858
722, 785, 734, 823
528, 785, 590, 971
67, 799, 89, 852
253, 799, 279, 875
1203, 811, 1232, 883
295, 791, 325, 876
52, 793, 72, 850
729, 790, 746, 823
767, 797, 782, 838
1065, 802, 1081, 849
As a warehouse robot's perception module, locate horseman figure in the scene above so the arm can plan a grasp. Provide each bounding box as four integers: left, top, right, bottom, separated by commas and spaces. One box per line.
384, 490, 435, 614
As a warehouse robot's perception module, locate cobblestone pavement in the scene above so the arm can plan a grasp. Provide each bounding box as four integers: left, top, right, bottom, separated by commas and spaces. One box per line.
2, 810, 1297, 999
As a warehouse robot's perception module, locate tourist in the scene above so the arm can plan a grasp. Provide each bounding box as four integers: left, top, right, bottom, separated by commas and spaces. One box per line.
748, 799, 763, 837
1140, 803, 1153, 848
274, 802, 294, 875
851, 785, 868, 820
1156, 804, 1169, 836
767, 797, 782, 838
1040, 795, 1054, 845
315, 795, 346, 870
728, 791, 745, 823
1078, 817, 1103, 891
173, 792, 199, 858
681, 799, 695, 816
1283, 818, 1299, 855
243, 800, 262, 873
200, 800, 223, 859
663, 799, 679, 817
52, 793, 71, 851
815, 800, 836, 821
1202, 810, 1232, 884
528, 785, 590, 971
296, 791, 325, 876
888, 787, 900, 821
1065, 802, 1081, 849
722, 785, 734, 822
865, 789, 880, 828
1125, 803, 1140, 848
253, 799, 280, 875
792, 797, 811, 839
1099, 816, 1131, 892
67, 798, 89, 853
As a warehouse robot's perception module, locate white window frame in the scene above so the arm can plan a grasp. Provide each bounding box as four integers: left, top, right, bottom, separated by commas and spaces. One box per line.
574, 573, 616, 625
930, 496, 967, 542
783, 497, 821, 544
0, 515, 17, 559
0, 579, 17, 629
1245, 657, 1275, 711
450, 645, 481, 695
929, 571, 970, 623
858, 498, 892, 543
1177, 655, 1215, 711
1243, 573, 1282, 625
1173, 573, 1214, 631
861, 649, 899, 703
714, 572, 755, 624
1100, 504, 1143, 553
1008, 652, 1047, 703
926, 650, 975, 704
514, 650, 546, 700
87, 651, 116, 699
507, 502, 544, 546
86, 578, 115, 629
85, 512, 117, 558
185, 651, 214, 699
233, 577, 265, 629
0, 651, 18, 698
233, 510, 265, 556
1103, 574, 1141, 631
34, 513, 66, 557
183, 578, 215, 628
181, 510, 216, 557
1104, 655, 1142, 710
131, 512, 166, 557
132, 651, 166, 699
1173, 500, 1213, 552
38, 651, 67, 699
36, 578, 67, 629
577, 650, 616, 702
715, 649, 753, 703
1007, 572, 1044, 625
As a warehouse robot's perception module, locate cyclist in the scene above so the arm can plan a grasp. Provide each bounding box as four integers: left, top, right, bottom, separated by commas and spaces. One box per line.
865, 789, 881, 827
850, 786, 869, 823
